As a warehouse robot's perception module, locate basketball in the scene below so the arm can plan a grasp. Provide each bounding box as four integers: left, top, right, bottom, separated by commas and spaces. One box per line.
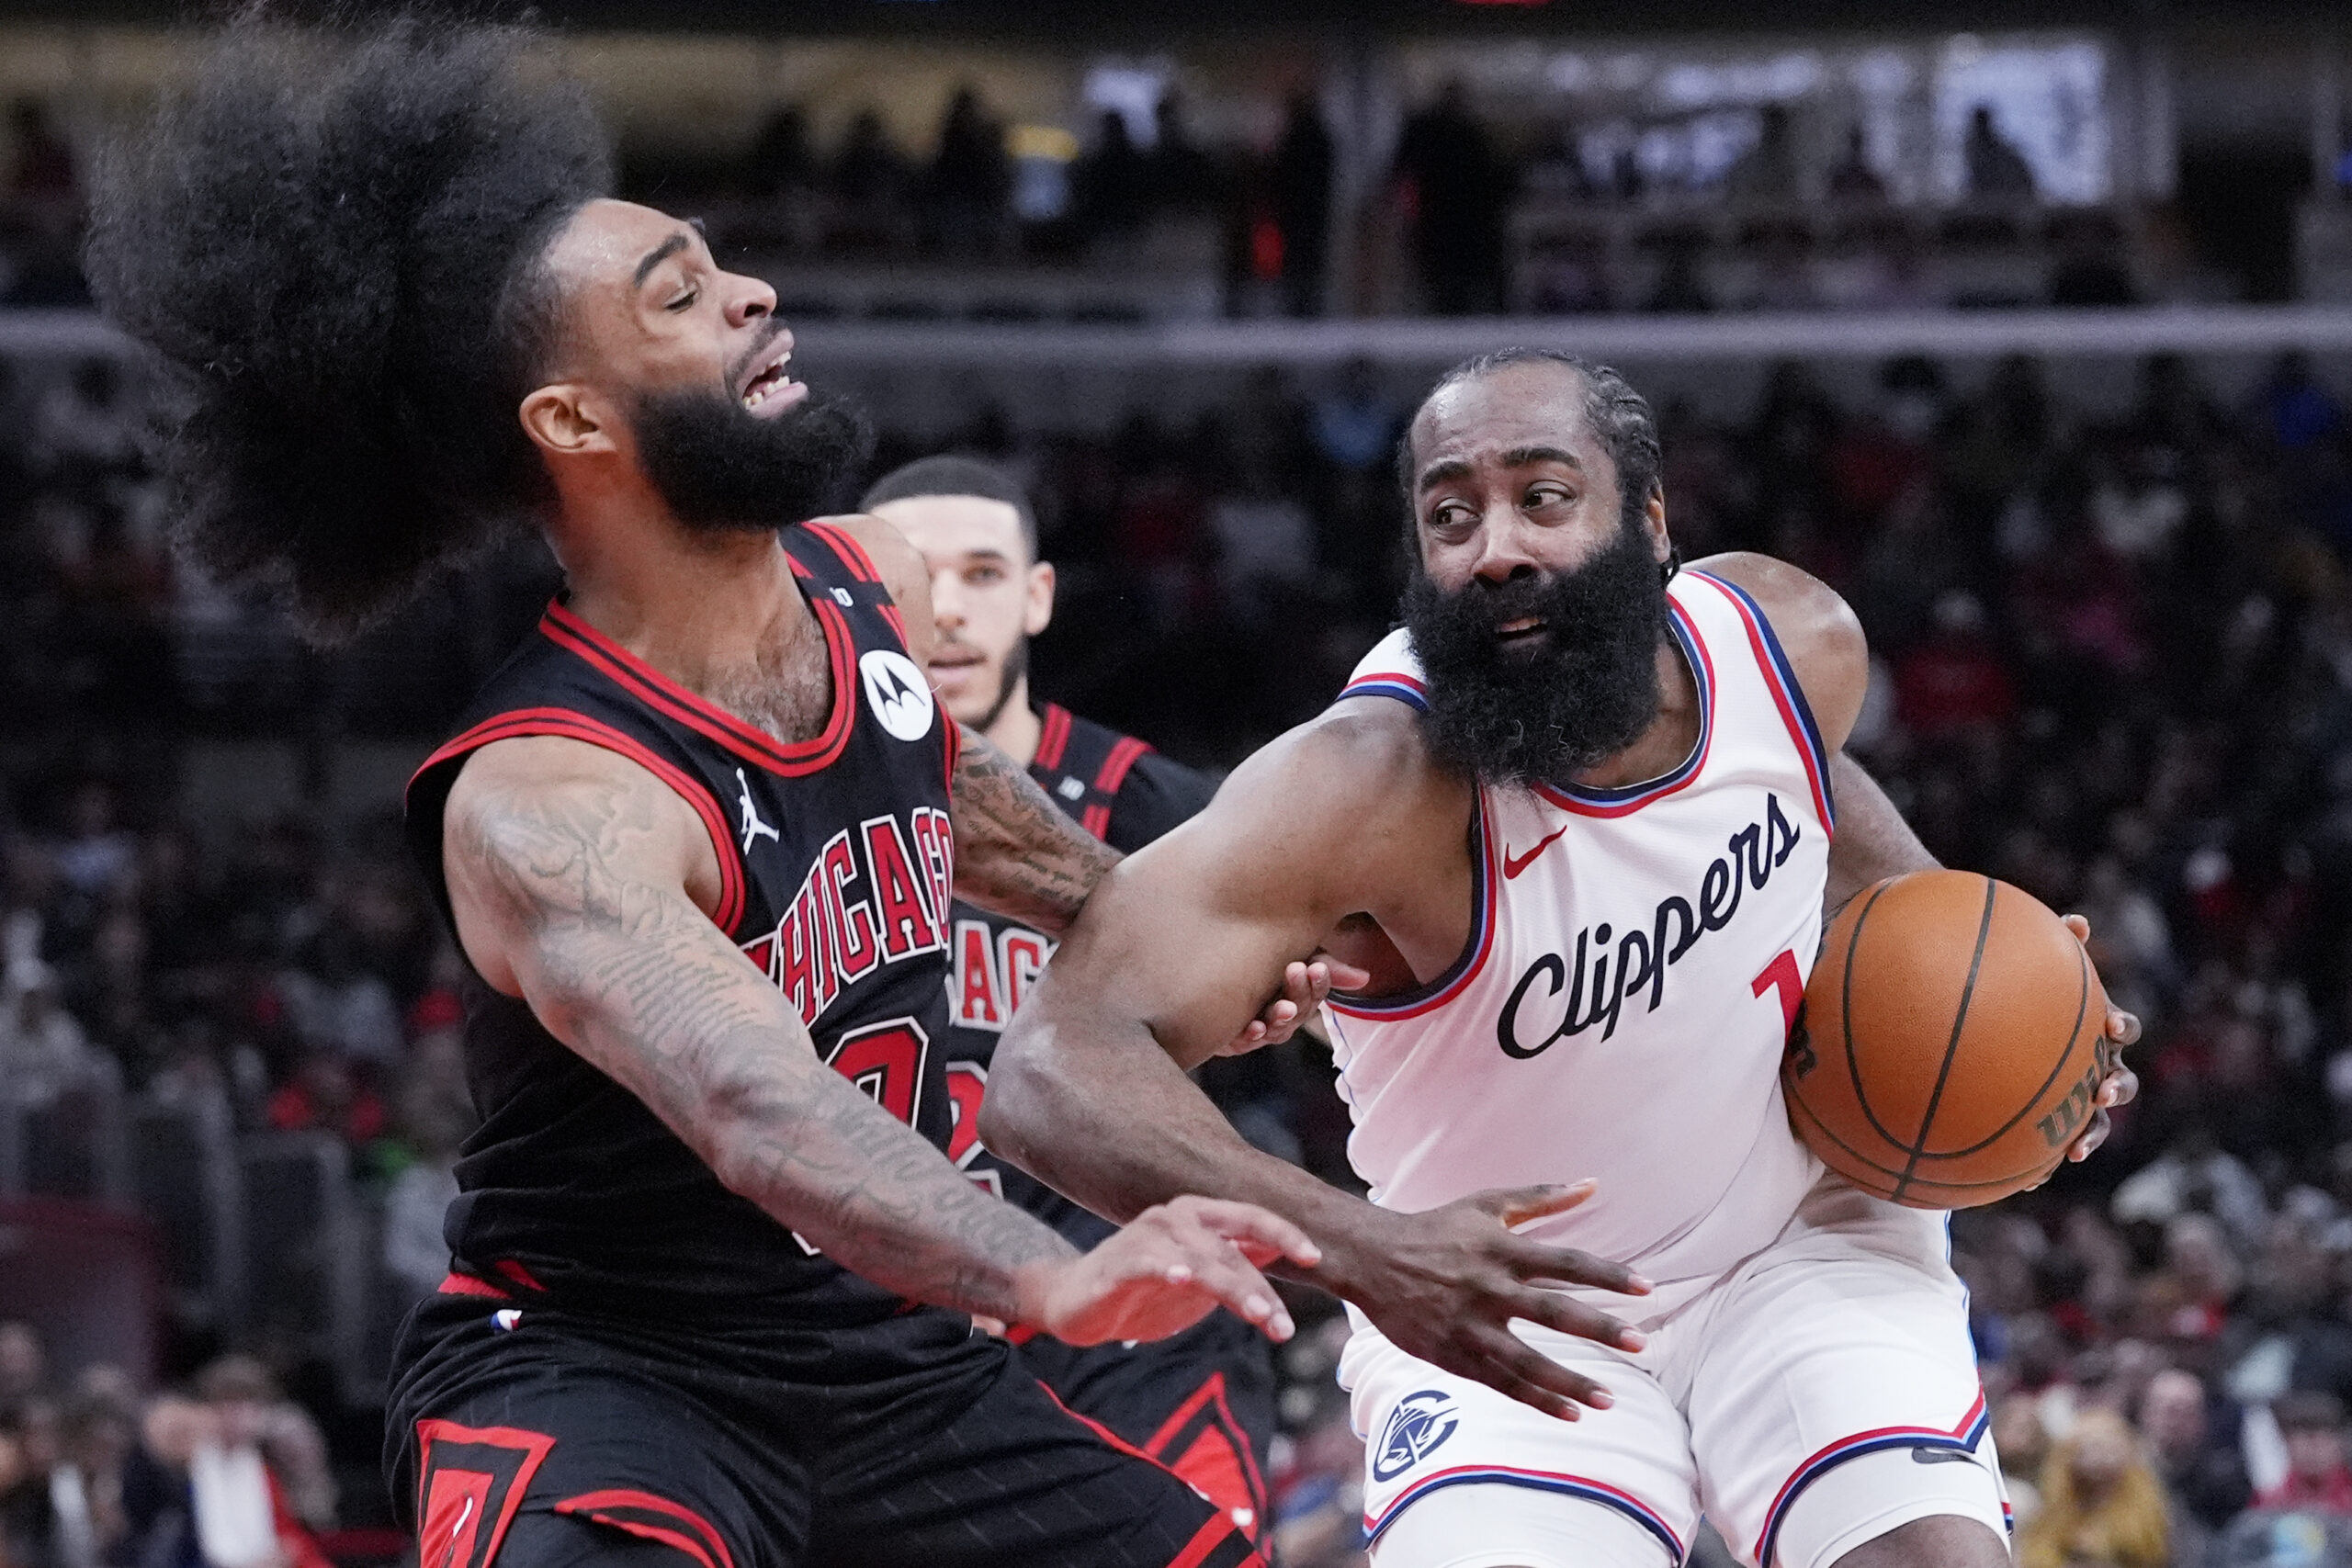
1782, 870, 2112, 1210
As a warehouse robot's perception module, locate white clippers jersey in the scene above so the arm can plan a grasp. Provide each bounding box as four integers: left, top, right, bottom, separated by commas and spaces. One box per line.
1326, 569, 1837, 1316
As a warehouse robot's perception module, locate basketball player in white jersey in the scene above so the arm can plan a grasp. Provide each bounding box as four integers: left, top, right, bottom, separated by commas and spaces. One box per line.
981, 350, 2140, 1568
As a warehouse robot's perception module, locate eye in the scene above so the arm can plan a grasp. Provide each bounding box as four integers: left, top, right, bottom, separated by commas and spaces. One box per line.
1525, 483, 1572, 509
967, 565, 1004, 586
1426, 501, 1474, 534
665, 288, 699, 312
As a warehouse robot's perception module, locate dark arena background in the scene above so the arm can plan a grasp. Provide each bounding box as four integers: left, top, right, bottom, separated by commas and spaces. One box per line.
3, 1, 2352, 1563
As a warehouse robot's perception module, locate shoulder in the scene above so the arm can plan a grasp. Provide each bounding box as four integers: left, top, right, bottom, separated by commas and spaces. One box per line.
1212, 696, 1465, 843
442, 734, 710, 892
1687, 551, 1868, 752
810, 512, 934, 660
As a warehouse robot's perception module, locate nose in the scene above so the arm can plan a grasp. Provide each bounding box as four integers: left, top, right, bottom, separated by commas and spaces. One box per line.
929, 570, 965, 628
725, 271, 777, 328
1468, 508, 1541, 586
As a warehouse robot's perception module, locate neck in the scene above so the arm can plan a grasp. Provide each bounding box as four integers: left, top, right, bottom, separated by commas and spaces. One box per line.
550, 496, 812, 699
981, 677, 1043, 767
1568, 628, 1699, 792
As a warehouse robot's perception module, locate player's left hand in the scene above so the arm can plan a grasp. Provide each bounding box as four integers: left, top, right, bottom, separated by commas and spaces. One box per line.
1221, 955, 1373, 1055
2059, 913, 2140, 1162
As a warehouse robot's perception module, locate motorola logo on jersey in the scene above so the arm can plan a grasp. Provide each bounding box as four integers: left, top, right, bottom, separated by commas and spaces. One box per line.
1371, 1391, 1459, 1482
740, 805, 956, 1024
1498, 793, 1804, 1056
860, 649, 936, 741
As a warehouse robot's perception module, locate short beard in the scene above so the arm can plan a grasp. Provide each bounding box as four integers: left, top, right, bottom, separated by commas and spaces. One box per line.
631, 383, 875, 535
973, 637, 1029, 734
1400, 515, 1669, 788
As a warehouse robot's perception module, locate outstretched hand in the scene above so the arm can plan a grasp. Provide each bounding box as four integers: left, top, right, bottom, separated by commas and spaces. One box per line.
1024, 1195, 1324, 1348
2059, 912, 2141, 1162
1220, 955, 1374, 1055
1317, 1179, 1651, 1423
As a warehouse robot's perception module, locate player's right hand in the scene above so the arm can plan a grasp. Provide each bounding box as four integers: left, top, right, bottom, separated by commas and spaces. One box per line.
1021, 1195, 1323, 1348
1322, 1180, 1651, 1423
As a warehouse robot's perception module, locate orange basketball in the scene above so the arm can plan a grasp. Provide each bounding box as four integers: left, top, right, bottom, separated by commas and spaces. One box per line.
1782, 870, 2112, 1210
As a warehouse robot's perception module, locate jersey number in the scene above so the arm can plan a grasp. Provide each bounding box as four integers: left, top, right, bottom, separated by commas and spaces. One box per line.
944, 1062, 1002, 1197
825, 1017, 931, 1126
1751, 949, 1807, 1060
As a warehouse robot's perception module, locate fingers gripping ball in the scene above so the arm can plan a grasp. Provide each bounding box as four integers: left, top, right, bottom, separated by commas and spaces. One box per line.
1782, 870, 2112, 1210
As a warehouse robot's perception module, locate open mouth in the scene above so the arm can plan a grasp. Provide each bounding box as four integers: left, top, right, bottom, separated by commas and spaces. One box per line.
1495, 615, 1547, 645
739, 337, 805, 416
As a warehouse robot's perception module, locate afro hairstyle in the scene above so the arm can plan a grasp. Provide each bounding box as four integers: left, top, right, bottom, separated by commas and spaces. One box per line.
85, 12, 611, 641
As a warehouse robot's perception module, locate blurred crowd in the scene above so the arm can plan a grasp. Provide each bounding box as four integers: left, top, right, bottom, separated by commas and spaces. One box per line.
8, 318, 2352, 1564
4, 79, 2246, 322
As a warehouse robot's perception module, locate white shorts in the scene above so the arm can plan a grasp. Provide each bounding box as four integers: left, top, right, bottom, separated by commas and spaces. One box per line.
1342, 1177, 2013, 1568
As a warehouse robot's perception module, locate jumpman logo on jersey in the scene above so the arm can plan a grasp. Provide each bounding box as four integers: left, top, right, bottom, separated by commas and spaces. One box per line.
736, 768, 780, 855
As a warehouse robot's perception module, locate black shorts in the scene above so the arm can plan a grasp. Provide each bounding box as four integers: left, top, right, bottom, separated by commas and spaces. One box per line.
1012, 1314, 1272, 1541
386, 1290, 1261, 1568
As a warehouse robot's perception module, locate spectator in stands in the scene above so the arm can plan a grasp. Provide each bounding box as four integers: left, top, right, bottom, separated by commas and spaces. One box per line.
1390, 80, 1507, 315
1894, 591, 2017, 742
2017, 1406, 2171, 1568
1826, 124, 1886, 202
1145, 92, 1219, 218
191, 1360, 332, 1536
1964, 104, 2037, 200
1271, 93, 1333, 317
2142, 1368, 2256, 1534
827, 108, 909, 254
0, 1327, 44, 1406
1724, 103, 1801, 204
923, 85, 1010, 259
6, 101, 74, 204
2257, 352, 2345, 453
2259, 1393, 2352, 1515
1072, 109, 1148, 253
2, 958, 111, 1104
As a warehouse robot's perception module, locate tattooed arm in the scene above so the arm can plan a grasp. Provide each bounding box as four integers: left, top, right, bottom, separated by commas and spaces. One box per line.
949, 725, 1118, 935
440, 733, 1316, 1342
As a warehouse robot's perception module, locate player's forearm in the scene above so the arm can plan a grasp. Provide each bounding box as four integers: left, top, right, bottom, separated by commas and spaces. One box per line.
985, 1007, 1369, 1280
949, 724, 1118, 935
1824, 752, 1939, 916
467, 784, 1083, 1323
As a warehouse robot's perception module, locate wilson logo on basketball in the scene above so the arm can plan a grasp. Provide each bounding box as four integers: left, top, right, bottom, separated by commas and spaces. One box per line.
1498, 794, 1804, 1056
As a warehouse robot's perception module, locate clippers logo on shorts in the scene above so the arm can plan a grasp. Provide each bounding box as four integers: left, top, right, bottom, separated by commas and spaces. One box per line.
739, 805, 956, 1024
1372, 1391, 1460, 1483
1497, 792, 1804, 1055
860, 649, 935, 741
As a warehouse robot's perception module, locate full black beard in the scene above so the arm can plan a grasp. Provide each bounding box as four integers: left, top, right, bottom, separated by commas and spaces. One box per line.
632, 383, 876, 534
1400, 517, 1670, 787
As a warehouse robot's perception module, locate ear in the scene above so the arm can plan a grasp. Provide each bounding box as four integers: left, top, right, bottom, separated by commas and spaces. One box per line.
517, 383, 617, 460
1641, 487, 1670, 562
1024, 560, 1056, 637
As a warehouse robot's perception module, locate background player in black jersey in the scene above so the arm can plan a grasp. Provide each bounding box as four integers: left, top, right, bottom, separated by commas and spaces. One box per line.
861, 457, 1272, 1541
84, 18, 1358, 1568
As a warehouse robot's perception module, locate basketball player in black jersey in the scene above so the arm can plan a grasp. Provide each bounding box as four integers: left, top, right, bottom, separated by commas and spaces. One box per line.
85, 20, 1340, 1568
860, 457, 1272, 1541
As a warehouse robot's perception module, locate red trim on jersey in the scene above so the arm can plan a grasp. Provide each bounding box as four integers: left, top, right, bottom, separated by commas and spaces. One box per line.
1752, 1390, 1989, 1564
413, 1420, 554, 1568
414, 708, 748, 938
435, 1271, 507, 1300
804, 520, 913, 645
1329, 792, 1499, 1021
1688, 570, 1837, 837
1035, 703, 1073, 772
537, 600, 857, 780
489, 1258, 547, 1293
1532, 598, 1716, 818
1165, 1511, 1250, 1568
1143, 1371, 1269, 1530
552, 1491, 735, 1568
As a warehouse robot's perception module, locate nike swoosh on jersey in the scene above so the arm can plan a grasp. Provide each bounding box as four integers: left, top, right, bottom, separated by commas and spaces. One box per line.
1502, 825, 1569, 879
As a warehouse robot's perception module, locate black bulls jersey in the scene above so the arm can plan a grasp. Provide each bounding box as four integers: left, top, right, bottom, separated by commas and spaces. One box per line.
940, 704, 1213, 1248
404, 523, 962, 1337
